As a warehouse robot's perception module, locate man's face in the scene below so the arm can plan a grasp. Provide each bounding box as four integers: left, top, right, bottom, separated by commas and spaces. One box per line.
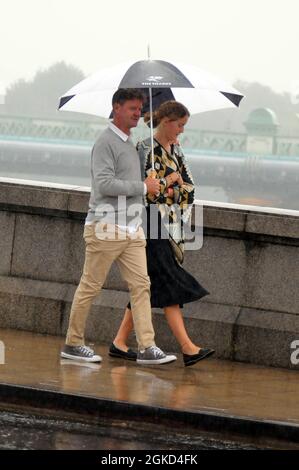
114, 99, 143, 130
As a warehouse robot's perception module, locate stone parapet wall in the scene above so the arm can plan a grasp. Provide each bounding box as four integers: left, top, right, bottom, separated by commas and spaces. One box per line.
0, 178, 298, 369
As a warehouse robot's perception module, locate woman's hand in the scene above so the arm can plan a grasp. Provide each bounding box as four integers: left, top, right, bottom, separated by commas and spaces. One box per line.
165, 171, 180, 187
165, 171, 184, 190
167, 187, 174, 198
176, 173, 184, 186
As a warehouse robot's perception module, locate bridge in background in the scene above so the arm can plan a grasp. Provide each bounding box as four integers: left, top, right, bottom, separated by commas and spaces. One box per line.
0, 109, 299, 211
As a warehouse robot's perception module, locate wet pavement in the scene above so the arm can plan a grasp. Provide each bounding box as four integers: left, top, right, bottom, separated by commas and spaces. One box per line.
0, 409, 265, 450
0, 328, 299, 449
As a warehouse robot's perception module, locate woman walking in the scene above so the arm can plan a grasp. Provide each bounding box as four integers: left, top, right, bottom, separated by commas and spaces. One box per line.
110, 101, 214, 366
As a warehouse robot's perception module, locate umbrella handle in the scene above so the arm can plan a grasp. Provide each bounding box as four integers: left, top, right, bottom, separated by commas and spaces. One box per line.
148, 169, 159, 197
149, 169, 157, 179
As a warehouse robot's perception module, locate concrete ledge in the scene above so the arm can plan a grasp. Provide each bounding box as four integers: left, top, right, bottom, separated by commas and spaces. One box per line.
0, 180, 299, 369
0, 275, 129, 338
201, 207, 246, 232
0, 275, 236, 357
1, 275, 299, 369
0, 181, 71, 217
246, 213, 299, 239
0, 211, 15, 276
1, 179, 299, 239
235, 308, 299, 369
1, 383, 299, 444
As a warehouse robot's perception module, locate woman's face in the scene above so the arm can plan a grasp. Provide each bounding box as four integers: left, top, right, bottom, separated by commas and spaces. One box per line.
160, 115, 189, 143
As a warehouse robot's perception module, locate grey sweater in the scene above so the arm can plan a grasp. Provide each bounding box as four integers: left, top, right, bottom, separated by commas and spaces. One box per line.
85, 127, 145, 226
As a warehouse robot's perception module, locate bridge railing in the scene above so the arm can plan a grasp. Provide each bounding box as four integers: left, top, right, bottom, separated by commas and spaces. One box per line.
2, 114, 299, 156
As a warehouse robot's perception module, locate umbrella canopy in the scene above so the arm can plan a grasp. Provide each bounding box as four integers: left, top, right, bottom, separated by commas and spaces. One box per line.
59, 59, 244, 172
58, 59, 244, 117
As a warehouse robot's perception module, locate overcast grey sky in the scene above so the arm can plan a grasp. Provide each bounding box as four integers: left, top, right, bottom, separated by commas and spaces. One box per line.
0, 0, 298, 95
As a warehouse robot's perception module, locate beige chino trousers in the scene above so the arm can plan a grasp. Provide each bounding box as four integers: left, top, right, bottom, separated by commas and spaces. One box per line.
66, 223, 155, 350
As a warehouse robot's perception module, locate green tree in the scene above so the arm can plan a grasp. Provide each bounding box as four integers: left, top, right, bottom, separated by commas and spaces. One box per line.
5, 62, 85, 118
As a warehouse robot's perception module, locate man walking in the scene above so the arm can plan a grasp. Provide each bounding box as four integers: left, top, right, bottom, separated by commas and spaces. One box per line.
61, 88, 176, 365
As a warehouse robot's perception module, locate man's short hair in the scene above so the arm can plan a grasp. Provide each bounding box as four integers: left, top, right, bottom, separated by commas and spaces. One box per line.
112, 88, 146, 106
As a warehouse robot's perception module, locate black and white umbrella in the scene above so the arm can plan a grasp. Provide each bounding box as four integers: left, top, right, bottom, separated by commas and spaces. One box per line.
59, 58, 244, 169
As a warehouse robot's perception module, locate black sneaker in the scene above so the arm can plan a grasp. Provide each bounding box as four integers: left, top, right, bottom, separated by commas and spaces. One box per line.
61, 344, 102, 363
109, 343, 137, 361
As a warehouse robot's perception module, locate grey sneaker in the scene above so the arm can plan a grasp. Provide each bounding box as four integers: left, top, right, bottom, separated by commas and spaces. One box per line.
61, 344, 102, 363
137, 346, 177, 365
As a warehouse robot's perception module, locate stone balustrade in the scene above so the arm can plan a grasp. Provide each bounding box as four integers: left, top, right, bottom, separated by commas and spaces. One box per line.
0, 177, 298, 369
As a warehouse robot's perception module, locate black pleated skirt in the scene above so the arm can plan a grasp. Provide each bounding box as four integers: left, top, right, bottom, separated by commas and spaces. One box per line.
127, 206, 209, 309
145, 238, 209, 308
127, 239, 209, 310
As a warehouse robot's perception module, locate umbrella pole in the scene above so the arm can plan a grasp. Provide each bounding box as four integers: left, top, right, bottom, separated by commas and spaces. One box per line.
149, 86, 155, 173
147, 45, 155, 176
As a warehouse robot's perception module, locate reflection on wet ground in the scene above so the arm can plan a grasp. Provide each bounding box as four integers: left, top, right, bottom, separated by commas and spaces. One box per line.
1, 328, 299, 449
1, 326, 299, 424
0, 410, 264, 450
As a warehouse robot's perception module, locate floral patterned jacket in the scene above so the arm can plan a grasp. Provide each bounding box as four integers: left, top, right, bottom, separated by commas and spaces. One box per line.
137, 138, 195, 263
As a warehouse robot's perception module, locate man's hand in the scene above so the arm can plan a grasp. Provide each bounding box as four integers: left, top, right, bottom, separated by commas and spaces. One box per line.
145, 176, 161, 195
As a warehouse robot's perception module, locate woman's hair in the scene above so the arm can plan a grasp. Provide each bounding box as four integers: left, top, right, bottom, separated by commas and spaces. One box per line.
144, 100, 190, 128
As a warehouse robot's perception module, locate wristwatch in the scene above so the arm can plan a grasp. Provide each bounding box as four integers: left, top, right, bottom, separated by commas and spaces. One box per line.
160, 177, 167, 187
